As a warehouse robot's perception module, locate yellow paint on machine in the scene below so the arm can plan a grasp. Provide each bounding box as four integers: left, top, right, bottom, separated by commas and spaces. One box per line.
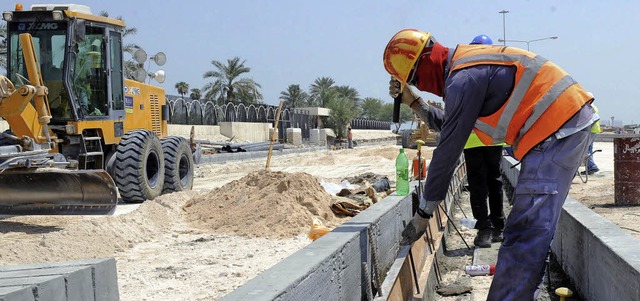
69, 79, 167, 146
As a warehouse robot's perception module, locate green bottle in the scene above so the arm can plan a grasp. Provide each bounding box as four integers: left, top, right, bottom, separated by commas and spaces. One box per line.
396, 148, 409, 196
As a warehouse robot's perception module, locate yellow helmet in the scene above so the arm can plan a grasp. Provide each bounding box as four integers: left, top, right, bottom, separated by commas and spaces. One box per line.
383, 29, 431, 90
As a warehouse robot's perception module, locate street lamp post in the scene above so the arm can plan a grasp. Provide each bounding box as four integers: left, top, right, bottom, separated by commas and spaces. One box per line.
498, 10, 509, 46
498, 36, 558, 51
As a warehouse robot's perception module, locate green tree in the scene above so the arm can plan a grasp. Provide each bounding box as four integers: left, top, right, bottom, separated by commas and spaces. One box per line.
334, 85, 361, 115
280, 84, 309, 108
378, 103, 413, 123
308, 77, 335, 107
325, 93, 358, 138
334, 85, 359, 102
360, 97, 384, 119
175, 82, 189, 98
190, 88, 202, 100
202, 57, 262, 105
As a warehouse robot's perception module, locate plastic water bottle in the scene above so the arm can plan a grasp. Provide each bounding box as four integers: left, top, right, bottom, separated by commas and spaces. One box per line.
464, 264, 496, 276
396, 148, 409, 196
460, 217, 477, 229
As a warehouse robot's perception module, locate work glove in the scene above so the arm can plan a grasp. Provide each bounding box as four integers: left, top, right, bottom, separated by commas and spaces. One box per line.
389, 79, 421, 108
400, 208, 432, 245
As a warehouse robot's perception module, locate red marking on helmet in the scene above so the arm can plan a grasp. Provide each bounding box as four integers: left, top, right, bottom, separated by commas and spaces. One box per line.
384, 32, 425, 78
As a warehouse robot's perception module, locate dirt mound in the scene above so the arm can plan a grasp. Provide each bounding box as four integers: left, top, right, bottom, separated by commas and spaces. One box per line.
183, 170, 344, 238
0, 191, 197, 265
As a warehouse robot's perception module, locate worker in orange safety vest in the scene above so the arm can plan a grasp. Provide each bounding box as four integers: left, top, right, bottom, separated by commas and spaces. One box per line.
384, 29, 598, 301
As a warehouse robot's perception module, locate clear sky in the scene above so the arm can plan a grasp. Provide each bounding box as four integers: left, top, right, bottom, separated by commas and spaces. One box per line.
8, 1, 640, 125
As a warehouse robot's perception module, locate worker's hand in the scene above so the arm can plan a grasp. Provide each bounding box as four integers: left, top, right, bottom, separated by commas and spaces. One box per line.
389, 79, 421, 107
400, 210, 431, 245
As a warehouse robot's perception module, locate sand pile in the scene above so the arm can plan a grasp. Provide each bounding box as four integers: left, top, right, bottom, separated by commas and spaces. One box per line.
183, 170, 344, 238
0, 192, 195, 265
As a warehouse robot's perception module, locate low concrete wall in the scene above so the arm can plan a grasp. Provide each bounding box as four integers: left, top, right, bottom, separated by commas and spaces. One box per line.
0, 258, 118, 301
167, 124, 221, 141
220, 122, 271, 143
501, 156, 640, 301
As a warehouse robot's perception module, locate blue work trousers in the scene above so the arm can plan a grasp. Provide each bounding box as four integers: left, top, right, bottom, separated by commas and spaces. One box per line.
487, 126, 590, 301
586, 133, 599, 172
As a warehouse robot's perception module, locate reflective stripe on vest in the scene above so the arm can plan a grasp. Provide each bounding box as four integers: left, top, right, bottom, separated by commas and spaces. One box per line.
449, 45, 592, 159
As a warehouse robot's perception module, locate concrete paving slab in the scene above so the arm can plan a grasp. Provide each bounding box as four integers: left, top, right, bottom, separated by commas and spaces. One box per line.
471, 243, 501, 266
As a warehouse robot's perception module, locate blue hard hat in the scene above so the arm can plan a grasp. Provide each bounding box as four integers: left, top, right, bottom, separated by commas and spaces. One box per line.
471, 34, 493, 45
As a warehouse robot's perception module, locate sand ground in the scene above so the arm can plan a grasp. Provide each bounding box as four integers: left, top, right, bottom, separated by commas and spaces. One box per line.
0, 141, 636, 301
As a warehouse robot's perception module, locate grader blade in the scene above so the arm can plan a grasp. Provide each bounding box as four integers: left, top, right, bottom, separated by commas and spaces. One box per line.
0, 168, 118, 215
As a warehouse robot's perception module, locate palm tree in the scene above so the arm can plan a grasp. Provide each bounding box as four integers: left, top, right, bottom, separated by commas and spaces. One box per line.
0, 23, 6, 69
175, 82, 189, 98
334, 85, 361, 112
280, 84, 309, 108
309, 77, 335, 107
334, 85, 359, 101
325, 94, 359, 138
360, 97, 384, 119
202, 57, 262, 105
190, 88, 202, 101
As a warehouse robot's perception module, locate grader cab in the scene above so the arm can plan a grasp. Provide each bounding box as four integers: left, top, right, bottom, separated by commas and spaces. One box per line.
0, 4, 194, 215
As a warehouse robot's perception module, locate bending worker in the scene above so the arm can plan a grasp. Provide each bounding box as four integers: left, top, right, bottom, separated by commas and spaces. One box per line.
383, 29, 598, 300
463, 34, 506, 248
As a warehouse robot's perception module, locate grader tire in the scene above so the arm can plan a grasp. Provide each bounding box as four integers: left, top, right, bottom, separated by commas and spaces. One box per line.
161, 136, 194, 193
114, 130, 165, 203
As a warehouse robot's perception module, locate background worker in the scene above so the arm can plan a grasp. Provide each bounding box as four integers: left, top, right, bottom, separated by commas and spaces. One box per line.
384, 29, 598, 300
463, 34, 505, 248
583, 94, 601, 175
347, 125, 354, 149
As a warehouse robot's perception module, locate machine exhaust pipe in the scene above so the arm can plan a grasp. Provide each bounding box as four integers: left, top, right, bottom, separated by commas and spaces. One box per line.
0, 168, 118, 215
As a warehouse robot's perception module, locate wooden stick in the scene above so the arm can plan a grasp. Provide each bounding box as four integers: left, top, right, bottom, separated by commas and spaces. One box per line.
265, 100, 284, 170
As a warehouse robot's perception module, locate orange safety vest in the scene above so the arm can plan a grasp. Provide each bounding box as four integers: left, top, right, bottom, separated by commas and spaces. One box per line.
449, 45, 593, 160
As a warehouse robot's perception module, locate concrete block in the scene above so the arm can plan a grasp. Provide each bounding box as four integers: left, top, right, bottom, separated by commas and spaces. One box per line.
0, 275, 65, 301
309, 129, 320, 144
167, 124, 221, 141
220, 122, 270, 142
0, 258, 119, 301
0, 266, 93, 301
318, 129, 331, 141
0, 286, 36, 301
286, 128, 302, 146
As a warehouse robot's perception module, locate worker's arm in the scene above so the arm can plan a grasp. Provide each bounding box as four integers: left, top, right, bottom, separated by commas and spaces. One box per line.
411, 98, 445, 132
389, 80, 445, 131
420, 67, 494, 214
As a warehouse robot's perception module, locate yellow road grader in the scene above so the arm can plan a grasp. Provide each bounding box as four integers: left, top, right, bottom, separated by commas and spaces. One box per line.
0, 4, 194, 215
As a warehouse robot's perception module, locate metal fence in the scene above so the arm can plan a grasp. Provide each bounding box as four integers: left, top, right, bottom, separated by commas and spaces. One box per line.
166, 97, 392, 140
166, 97, 312, 141
350, 118, 393, 130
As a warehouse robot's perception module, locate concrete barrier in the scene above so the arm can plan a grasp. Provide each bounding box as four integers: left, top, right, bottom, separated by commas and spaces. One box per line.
222, 158, 466, 301
167, 124, 221, 141
286, 128, 302, 146
220, 122, 271, 142
0, 258, 118, 301
501, 156, 640, 301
